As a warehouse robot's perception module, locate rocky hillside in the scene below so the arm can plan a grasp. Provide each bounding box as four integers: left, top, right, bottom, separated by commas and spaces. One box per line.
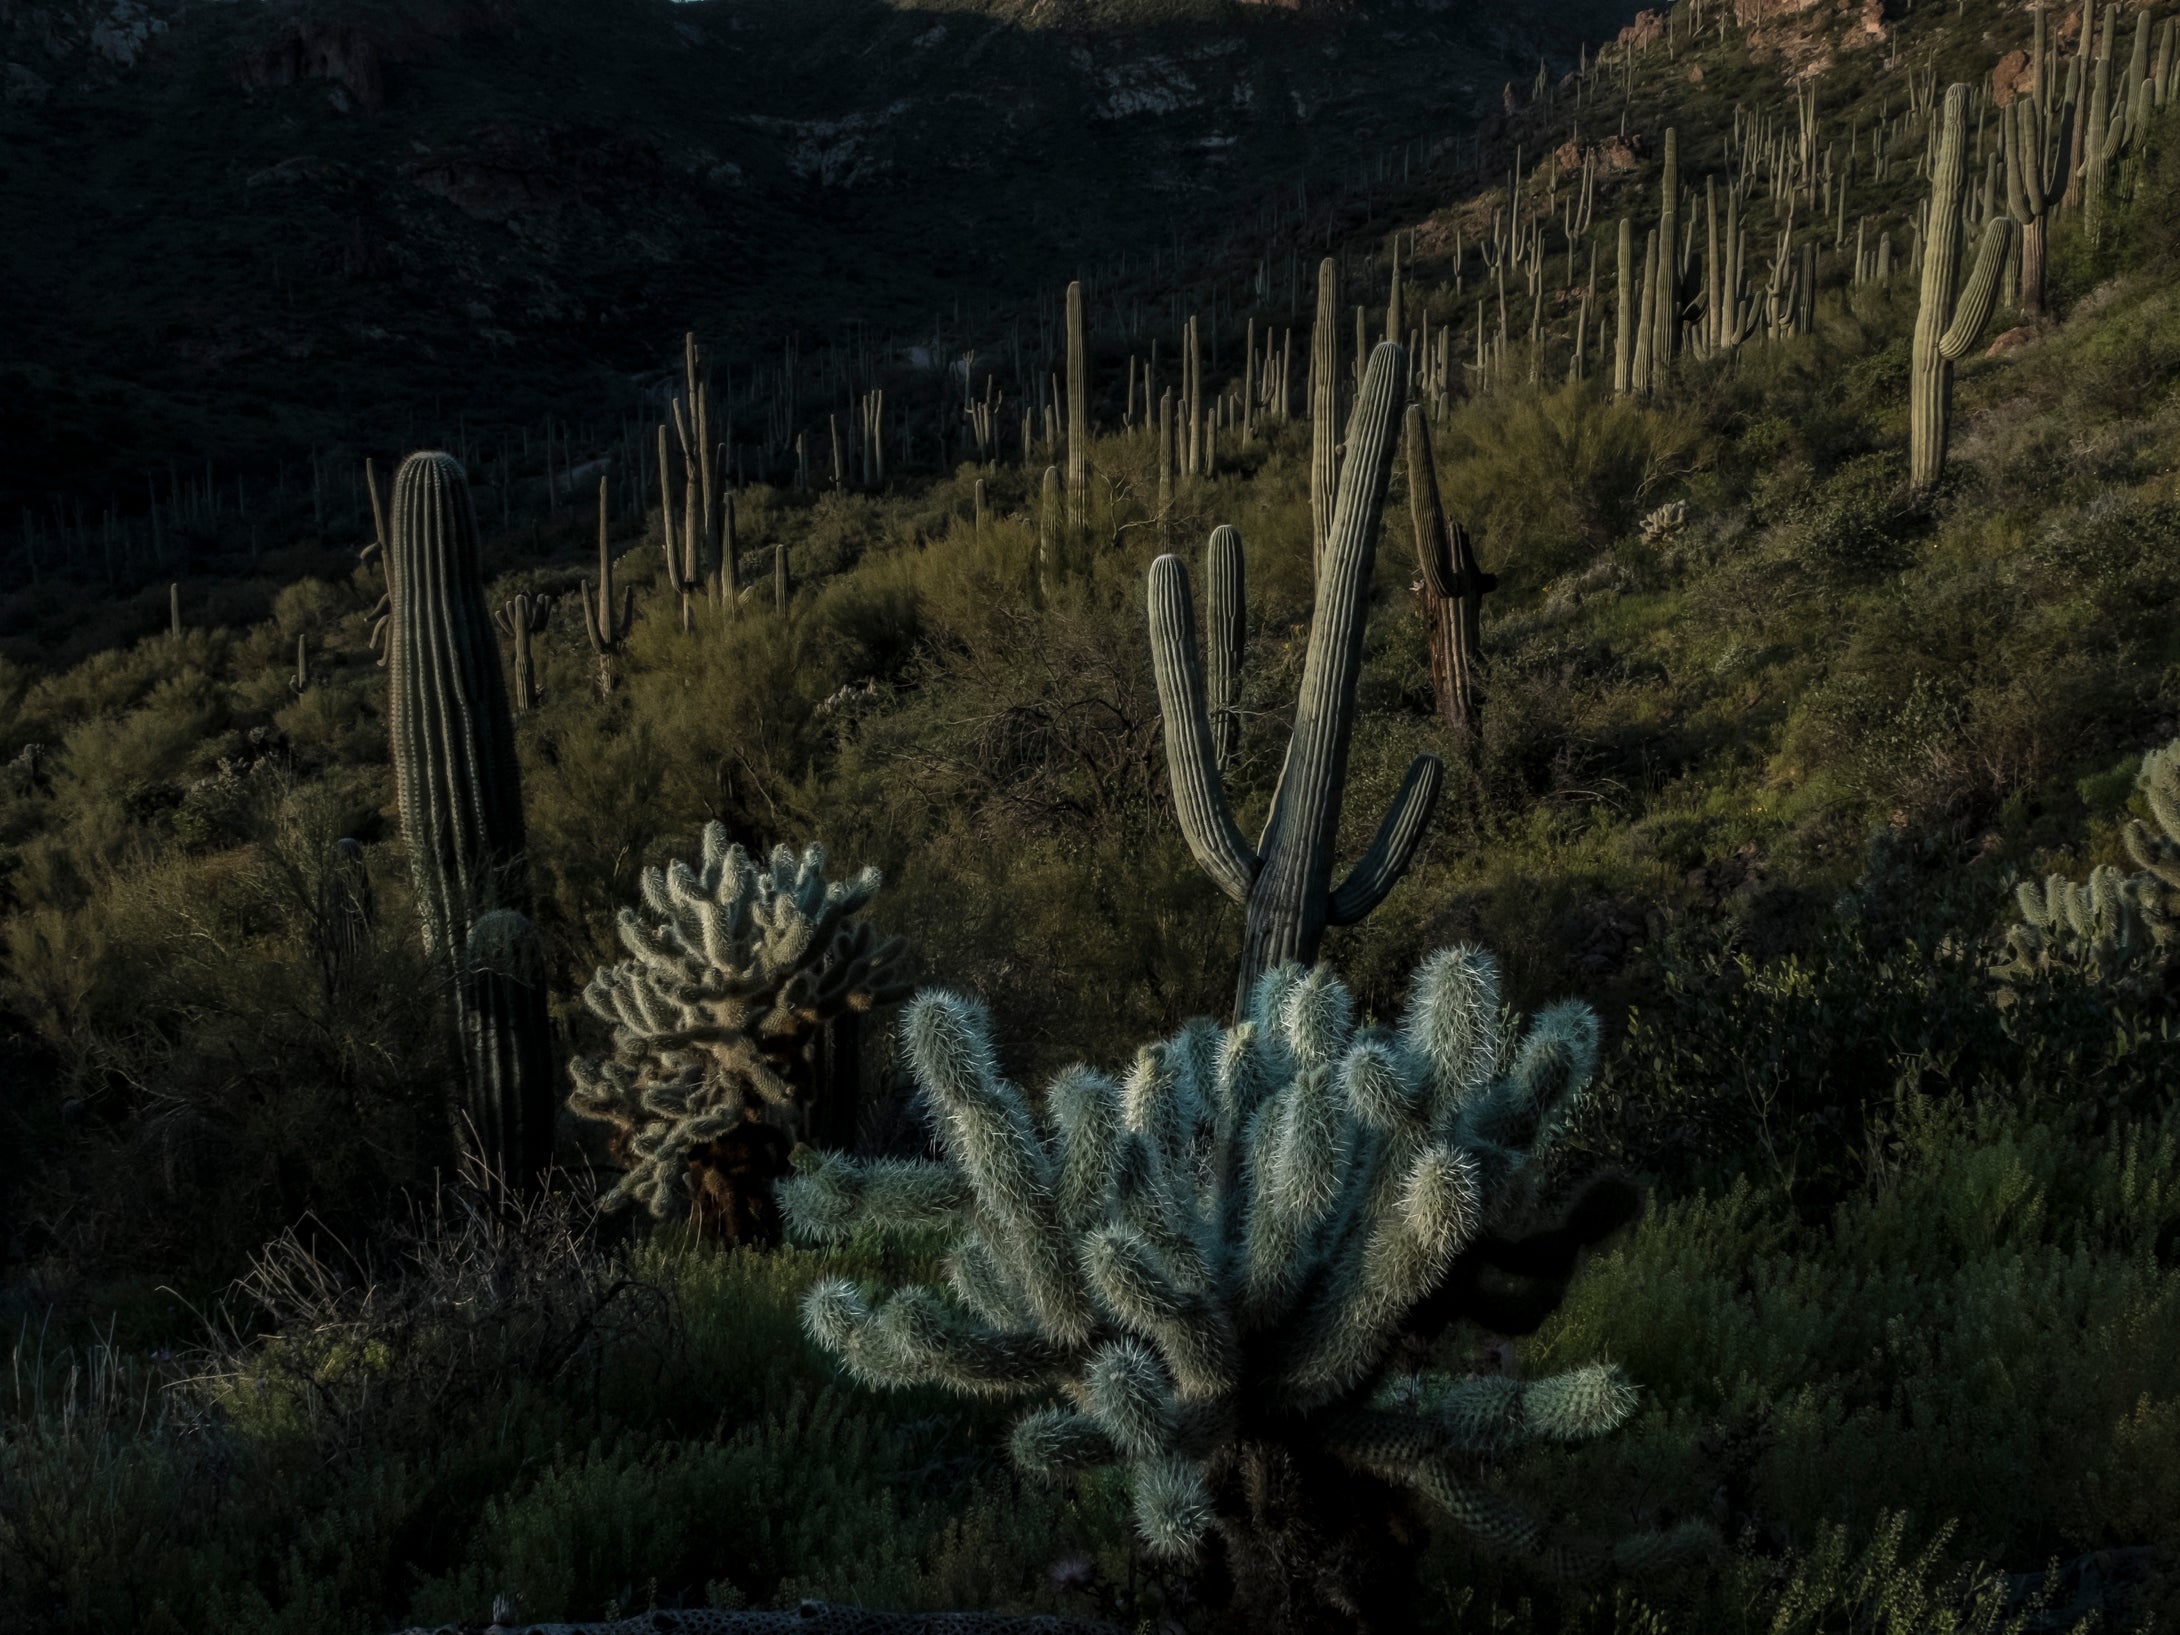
0, 0, 1633, 521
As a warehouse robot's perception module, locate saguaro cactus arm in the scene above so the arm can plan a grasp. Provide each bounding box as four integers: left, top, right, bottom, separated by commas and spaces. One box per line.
1148, 556, 1261, 904
1937, 217, 2019, 360
1325, 755, 1444, 926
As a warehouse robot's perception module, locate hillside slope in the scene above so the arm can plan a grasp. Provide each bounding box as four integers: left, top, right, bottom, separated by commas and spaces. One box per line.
0, 0, 1630, 517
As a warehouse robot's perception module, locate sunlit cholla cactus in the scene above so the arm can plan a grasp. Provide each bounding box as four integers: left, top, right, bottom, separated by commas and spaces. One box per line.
1999, 739, 2180, 987
567, 824, 909, 1228
782, 951, 1703, 1630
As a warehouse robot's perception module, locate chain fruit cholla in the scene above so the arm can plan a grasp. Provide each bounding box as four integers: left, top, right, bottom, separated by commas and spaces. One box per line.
567, 825, 909, 1242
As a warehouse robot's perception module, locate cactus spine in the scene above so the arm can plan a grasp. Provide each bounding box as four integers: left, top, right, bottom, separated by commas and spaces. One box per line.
578, 476, 634, 695
1308, 257, 1340, 575
1150, 343, 1444, 1016
384, 451, 555, 1189
1065, 280, 1088, 527
493, 591, 554, 713
1406, 406, 1496, 742
1911, 85, 2018, 492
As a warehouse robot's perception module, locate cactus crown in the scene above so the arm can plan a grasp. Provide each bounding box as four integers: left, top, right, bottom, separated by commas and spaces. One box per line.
567, 824, 910, 1218
782, 950, 1696, 1574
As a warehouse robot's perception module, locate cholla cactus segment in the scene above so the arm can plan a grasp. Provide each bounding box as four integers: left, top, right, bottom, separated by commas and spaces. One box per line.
1996, 738, 2180, 988
566, 824, 910, 1222
780, 951, 1691, 1584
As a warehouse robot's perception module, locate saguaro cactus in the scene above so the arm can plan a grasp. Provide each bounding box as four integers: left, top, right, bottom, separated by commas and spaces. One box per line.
1911, 85, 2018, 491
1204, 524, 1244, 770
2004, 93, 2067, 318
1613, 218, 1635, 395
382, 451, 555, 1188
493, 591, 554, 713
1065, 279, 1088, 526
1150, 343, 1444, 1015
1308, 258, 1340, 573
579, 476, 634, 695
782, 954, 1705, 1631
1406, 406, 1496, 741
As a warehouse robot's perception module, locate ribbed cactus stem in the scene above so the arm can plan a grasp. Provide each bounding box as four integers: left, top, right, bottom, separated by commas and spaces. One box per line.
720, 491, 740, 615
1654, 128, 1679, 382
1157, 391, 1174, 526
578, 476, 633, 694
1613, 218, 1634, 394
1308, 258, 1339, 576
462, 909, 555, 1188
1065, 280, 1088, 525
1405, 405, 1495, 742
492, 592, 553, 714
385, 451, 554, 1189
774, 542, 789, 616
1040, 465, 1062, 586
168, 582, 181, 642
1912, 85, 2018, 491
290, 633, 309, 695
1205, 525, 1244, 771
1150, 345, 1444, 1015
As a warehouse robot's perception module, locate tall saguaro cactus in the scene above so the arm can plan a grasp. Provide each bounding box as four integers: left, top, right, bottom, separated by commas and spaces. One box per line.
1911, 85, 2019, 492
1308, 257, 1340, 574
1204, 524, 1244, 771
579, 476, 634, 695
2004, 93, 2068, 318
1065, 280, 1088, 526
383, 451, 555, 1189
1405, 406, 1496, 742
493, 591, 553, 713
1150, 343, 1445, 1016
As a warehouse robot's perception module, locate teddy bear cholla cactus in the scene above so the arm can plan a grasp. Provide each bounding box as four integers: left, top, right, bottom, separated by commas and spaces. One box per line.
567, 824, 909, 1237
782, 950, 1703, 1631
1999, 738, 2180, 987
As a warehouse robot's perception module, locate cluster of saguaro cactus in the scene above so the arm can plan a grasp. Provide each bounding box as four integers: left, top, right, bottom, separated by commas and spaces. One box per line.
1150, 342, 1443, 1015
782, 952, 1706, 1630
493, 592, 553, 713
1911, 85, 2017, 492
566, 825, 911, 1241
381, 451, 556, 1190
1998, 737, 2180, 987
